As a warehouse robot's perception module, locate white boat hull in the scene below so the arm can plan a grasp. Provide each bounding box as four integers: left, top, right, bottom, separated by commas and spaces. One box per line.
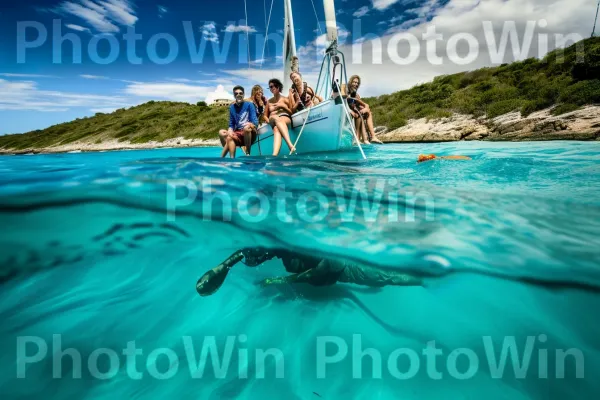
253, 100, 355, 156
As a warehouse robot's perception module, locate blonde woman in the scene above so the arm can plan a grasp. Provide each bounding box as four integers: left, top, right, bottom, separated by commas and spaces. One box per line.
247, 85, 269, 126
346, 75, 383, 144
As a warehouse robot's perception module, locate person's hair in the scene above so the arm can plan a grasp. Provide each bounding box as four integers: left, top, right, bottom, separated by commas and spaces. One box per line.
233, 85, 244, 94
251, 85, 265, 106
290, 71, 302, 80
268, 78, 283, 92
349, 75, 361, 88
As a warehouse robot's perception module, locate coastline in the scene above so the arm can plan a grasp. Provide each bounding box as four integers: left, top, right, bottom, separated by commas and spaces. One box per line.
0, 137, 221, 155
379, 105, 600, 143
1, 106, 598, 156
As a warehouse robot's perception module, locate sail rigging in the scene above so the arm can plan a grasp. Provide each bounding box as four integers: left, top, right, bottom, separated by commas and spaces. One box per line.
593, 0, 600, 37
283, 0, 298, 90
323, 0, 338, 43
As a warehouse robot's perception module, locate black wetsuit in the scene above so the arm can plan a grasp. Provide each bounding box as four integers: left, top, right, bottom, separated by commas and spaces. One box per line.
248, 249, 423, 287
196, 248, 424, 297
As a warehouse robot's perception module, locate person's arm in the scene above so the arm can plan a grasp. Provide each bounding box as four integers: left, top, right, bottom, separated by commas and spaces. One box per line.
248, 103, 259, 127
289, 89, 299, 113
308, 87, 323, 103
281, 97, 293, 115
228, 105, 235, 133
264, 100, 270, 122
352, 94, 369, 111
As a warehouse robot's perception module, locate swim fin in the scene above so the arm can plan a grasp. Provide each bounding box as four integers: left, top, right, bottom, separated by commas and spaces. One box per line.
196, 251, 244, 296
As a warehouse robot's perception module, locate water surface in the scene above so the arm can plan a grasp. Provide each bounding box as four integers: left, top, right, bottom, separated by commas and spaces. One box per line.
1, 142, 599, 399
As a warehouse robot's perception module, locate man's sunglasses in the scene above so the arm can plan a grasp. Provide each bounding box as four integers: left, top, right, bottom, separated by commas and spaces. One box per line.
234, 91, 244, 96
269, 85, 276, 89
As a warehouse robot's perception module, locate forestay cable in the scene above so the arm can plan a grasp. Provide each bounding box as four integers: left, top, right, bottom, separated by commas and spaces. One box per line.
260, 0, 275, 69
309, 0, 324, 37
244, 0, 251, 70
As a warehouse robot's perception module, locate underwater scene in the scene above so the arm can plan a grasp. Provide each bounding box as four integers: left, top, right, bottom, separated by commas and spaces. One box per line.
1, 141, 599, 399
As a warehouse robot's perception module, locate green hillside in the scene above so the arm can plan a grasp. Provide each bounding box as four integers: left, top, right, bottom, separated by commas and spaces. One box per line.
1, 37, 598, 151
364, 37, 600, 130
0, 101, 229, 151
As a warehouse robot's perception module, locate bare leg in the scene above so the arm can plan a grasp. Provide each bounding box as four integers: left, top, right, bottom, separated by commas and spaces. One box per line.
219, 129, 229, 147
355, 118, 367, 144
221, 135, 230, 158
364, 112, 382, 144
272, 126, 282, 157
243, 128, 252, 155
278, 116, 295, 153
270, 116, 295, 156
227, 136, 236, 158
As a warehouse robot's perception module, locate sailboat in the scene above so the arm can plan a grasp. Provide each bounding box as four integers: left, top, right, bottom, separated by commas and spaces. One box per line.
252, 0, 366, 158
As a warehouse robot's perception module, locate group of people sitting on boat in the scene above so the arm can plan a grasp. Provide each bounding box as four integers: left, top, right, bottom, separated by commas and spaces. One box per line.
219, 68, 382, 158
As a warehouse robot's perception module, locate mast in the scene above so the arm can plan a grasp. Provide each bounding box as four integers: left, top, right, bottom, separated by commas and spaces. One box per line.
283, 0, 297, 91
323, 0, 338, 45
593, 0, 600, 37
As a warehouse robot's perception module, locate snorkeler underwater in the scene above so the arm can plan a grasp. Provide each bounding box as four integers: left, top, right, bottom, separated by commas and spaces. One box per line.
1, 0, 600, 399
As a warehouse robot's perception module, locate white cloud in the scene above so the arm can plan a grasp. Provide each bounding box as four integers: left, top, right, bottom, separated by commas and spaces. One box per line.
372, 0, 401, 10
204, 85, 234, 105
90, 107, 120, 113
405, 0, 441, 18
158, 5, 167, 17
66, 23, 90, 32
385, 17, 424, 34
0, 73, 58, 78
339, 0, 594, 97
80, 74, 109, 79
200, 22, 219, 43
101, 0, 137, 26
353, 6, 370, 18
220, 68, 320, 95
122, 81, 213, 103
224, 24, 257, 33
57, 0, 137, 33
0, 79, 132, 112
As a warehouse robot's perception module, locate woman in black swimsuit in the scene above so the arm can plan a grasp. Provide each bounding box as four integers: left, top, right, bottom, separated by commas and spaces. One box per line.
289, 71, 323, 113
266, 78, 296, 156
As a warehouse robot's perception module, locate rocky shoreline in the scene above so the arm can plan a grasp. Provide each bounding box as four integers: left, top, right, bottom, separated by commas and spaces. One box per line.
0, 137, 221, 155
378, 105, 600, 143
1, 106, 599, 155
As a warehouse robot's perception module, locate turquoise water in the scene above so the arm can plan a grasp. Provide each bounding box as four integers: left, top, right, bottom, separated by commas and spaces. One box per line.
1, 141, 599, 399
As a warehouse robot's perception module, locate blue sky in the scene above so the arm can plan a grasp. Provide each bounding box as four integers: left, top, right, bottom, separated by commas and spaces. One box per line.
0, 0, 594, 134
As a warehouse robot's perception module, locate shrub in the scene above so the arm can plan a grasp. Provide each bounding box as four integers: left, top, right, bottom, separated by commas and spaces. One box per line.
559, 80, 600, 105
486, 99, 525, 118
551, 103, 580, 116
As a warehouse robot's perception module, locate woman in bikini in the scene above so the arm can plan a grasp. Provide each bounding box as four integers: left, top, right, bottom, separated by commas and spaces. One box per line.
247, 85, 269, 126
265, 78, 296, 156
346, 75, 383, 144
288, 71, 323, 113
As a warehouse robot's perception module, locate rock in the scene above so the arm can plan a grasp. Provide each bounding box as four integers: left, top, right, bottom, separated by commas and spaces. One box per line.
374, 126, 388, 135
378, 105, 600, 143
